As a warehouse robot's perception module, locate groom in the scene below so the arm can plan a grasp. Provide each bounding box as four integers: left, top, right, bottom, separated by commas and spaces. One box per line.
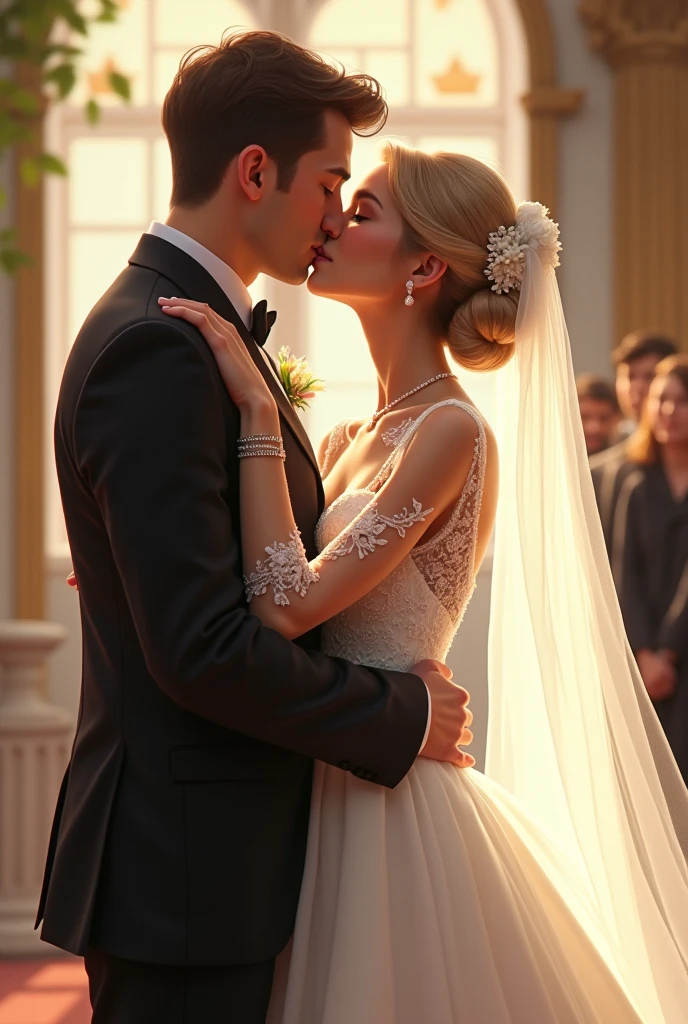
36, 31, 473, 1023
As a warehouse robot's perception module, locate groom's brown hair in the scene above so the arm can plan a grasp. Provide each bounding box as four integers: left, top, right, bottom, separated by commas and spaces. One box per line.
162, 31, 388, 206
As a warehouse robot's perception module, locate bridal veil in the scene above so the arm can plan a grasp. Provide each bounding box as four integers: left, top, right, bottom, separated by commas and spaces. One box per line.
488, 247, 688, 1021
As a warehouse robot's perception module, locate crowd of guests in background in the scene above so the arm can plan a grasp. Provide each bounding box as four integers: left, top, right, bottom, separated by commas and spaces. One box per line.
576, 332, 688, 779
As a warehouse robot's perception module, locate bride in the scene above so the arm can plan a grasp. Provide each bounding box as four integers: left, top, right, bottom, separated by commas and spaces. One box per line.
160, 144, 688, 1023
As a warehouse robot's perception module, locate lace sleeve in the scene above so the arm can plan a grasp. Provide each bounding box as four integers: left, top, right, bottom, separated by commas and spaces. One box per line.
244, 529, 320, 606
321, 500, 434, 561
244, 500, 433, 606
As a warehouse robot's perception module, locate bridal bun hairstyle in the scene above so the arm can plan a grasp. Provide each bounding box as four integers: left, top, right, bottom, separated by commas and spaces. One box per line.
383, 144, 519, 372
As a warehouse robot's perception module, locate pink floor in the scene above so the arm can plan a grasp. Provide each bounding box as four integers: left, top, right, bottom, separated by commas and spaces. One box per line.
0, 961, 89, 1024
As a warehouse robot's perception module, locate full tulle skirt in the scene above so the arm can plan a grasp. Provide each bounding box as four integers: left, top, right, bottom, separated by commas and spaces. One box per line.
267, 759, 643, 1024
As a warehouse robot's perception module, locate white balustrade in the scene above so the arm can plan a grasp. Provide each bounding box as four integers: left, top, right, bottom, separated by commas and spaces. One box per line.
0, 620, 73, 956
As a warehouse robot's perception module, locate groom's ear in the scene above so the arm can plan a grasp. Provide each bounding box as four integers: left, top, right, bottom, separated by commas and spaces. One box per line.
235, 145, 274, 201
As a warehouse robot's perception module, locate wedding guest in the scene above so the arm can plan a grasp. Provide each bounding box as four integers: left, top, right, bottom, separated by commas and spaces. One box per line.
576, 374, 621, 457
613, 329, 678, 439
619, 354, 688, 780
590, 330, 678, 576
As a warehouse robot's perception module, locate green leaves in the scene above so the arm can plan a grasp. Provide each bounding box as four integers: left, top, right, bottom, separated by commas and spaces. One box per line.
41, 43, 83, 62
43, 62, 76, 99
19, 152, 67, 186
19, 155, 39, 186
85, 98, 100, 125
37, 152, 67, 174
96, 0, 119, 24
58, 3, 88, 37
108, 70, 131, 103
7, 85, 41, 116
0, 228, 33, 274
0, 0, 131, 274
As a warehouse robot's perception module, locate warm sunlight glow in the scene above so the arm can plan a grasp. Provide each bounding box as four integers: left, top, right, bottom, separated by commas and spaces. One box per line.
45, 0, 525, 552
310, 0, 497, 109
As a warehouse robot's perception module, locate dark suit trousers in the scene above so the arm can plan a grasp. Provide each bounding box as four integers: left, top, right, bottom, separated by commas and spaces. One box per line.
84, 947, 275, 1024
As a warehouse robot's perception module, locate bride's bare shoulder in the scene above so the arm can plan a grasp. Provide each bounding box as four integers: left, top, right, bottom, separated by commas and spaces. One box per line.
406, 401, 494, 461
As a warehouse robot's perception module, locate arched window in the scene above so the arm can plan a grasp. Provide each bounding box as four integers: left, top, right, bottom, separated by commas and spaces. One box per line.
45, 0, 528, 556
44, 0, 259, 555
301, 0, 528, 443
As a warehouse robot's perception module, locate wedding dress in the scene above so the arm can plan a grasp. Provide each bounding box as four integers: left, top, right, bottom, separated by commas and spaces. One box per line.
267, 399, 643, 1024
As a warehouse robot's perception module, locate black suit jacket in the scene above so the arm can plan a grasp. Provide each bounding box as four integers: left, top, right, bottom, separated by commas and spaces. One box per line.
590, 440, 644, 586
37, 234, 428, 966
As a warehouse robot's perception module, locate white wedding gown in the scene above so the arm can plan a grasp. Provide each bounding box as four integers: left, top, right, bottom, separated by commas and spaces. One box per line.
267, 400, 643, 1024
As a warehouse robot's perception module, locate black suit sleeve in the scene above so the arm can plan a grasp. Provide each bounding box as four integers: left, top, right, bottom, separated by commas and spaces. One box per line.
619, 488, 654, 653
71, 320, 428, 788
657, 564, 688, 658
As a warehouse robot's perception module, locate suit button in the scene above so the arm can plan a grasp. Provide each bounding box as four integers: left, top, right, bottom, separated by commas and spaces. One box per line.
338, 760, 351, 771
353, 766, 366, 778
363, 770, 375, 781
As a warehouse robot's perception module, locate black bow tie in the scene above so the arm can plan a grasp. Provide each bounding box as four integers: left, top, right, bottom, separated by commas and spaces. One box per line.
251, 299, 277, 347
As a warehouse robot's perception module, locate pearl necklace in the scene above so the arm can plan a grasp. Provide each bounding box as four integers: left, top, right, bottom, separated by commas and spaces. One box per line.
367, 372, 457, 430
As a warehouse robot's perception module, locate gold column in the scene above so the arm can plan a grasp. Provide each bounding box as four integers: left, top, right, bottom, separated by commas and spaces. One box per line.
13, 63, 47, 620
580, 1, 688, 345
515, 0, 585, 220
521, 87, 585, 217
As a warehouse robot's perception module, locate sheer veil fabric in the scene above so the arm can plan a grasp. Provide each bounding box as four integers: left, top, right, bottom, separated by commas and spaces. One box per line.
487, 249, 688, 1020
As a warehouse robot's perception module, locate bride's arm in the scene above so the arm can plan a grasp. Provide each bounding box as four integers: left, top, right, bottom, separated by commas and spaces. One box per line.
161, 298, 476, 640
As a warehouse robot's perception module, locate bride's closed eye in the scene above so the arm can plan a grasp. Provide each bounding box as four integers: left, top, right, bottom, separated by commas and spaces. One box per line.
349, 211, 368, 223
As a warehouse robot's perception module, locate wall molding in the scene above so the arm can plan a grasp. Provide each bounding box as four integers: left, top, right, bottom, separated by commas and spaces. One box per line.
515, 0, 585, 217
580, 0, 688, 344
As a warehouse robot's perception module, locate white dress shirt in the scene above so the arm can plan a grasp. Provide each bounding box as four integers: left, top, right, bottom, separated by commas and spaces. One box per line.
146, 221, 433, 756
147, 221, 253, 328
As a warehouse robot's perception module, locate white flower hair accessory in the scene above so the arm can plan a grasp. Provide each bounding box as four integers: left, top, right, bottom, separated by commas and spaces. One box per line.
485, 201, 562, 294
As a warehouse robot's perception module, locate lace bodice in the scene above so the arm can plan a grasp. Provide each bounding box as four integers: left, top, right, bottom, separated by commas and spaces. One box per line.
315, 400, 487, 672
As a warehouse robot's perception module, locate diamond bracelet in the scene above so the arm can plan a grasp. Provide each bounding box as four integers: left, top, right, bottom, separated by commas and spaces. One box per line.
238, 434, 286, 460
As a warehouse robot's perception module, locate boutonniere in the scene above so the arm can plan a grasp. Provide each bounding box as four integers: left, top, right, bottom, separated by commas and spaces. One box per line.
277, 347, 325, 411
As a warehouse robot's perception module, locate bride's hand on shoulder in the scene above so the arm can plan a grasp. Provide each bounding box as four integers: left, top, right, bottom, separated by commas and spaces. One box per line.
158, 297, 275, 413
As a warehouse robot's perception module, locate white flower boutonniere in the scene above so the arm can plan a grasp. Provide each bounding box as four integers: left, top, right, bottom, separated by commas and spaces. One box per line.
277, 347, 325, 411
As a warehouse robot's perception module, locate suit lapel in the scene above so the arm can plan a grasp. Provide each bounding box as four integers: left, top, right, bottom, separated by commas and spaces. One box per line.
129, 234, 322, 487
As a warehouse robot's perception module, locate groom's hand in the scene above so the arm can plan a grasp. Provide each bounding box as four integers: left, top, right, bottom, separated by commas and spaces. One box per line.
413, 659, 475, 769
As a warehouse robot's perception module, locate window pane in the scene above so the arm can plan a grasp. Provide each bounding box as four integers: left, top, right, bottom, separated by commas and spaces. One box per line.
342, 134, 388, 208
307, 293, 376, 390
310, 0, 409, 47
365, 50, 410, 108
247, 274, 269, 307
308, 384, 377, 449
69, 0, 149, 106
153, 0, 255, 47
415, 0, 498, 108
417, 135, 500, 169
70, 138, 148, 226
69, 232, 142, 341
153, 137, 173, 221
458, 368, 498, 423
154, 51, 187, 105
317, 49, 362, 75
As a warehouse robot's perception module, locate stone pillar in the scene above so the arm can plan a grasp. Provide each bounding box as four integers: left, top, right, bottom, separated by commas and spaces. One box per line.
0, 620, 72, 955
521, 86, 586, 218
13, 62, 47, 620
580, 0, 688, 345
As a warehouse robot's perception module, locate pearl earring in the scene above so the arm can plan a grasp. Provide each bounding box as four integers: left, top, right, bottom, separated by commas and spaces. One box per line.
404, 280, 415, 306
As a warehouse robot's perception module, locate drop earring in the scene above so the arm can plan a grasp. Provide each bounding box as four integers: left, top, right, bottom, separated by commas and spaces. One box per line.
404, 280, 415, 306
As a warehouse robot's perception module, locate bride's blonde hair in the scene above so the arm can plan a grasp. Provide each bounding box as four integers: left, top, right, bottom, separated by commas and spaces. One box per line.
383, 143, 519, 372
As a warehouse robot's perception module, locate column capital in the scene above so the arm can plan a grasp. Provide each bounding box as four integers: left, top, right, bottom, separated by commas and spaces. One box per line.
521, 87, 586, 116
580, 0, 688, 65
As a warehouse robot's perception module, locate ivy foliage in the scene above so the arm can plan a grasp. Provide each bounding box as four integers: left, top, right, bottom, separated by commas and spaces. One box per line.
0, 0, 130, 272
